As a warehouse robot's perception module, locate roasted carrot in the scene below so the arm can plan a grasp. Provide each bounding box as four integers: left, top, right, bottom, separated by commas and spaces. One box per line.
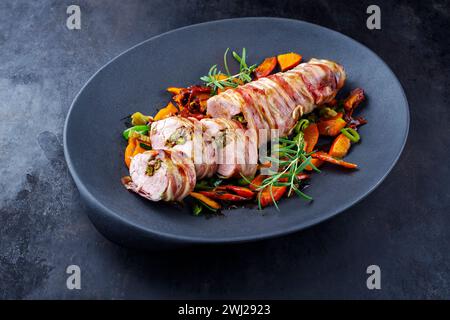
303, 123, 319, 153
279, 173, 310, 182
317, 113, 347, 136
249, 175, 267, 191
277, 52, 302, 71
166, 87, 184, 95
305, 158, 324, 171
198, 191, 249, 201
254, 57, 277, 78
329, 134, 351, 158
216, 185, 254, 198
259, 186, 287, 207
190, 192, 221, 210
124, 137, 137, 168
311, 151, 358, 169
131, 142, 149, 157
153, 102, 178, 121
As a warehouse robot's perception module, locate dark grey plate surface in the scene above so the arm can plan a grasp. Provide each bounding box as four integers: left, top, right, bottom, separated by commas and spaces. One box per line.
64, 17, 409, 247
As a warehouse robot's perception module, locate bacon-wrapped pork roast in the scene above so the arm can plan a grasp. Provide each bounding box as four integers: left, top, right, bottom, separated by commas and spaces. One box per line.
125, 58, 346, 202
207, 58, 346, 138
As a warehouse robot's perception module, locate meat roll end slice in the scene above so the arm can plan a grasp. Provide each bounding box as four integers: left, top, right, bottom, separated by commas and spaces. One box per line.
123, 149, 196, 202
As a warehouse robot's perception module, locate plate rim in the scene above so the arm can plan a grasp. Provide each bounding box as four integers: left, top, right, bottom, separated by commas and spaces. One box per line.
64, 17, 410, 244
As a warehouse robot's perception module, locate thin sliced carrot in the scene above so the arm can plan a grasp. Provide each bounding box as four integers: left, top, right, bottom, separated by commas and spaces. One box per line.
167, 87, 185, 95
311, 151, 357, 169
305, 158, 323, 171
190, 192, 221, 210
124, 137, 137, 168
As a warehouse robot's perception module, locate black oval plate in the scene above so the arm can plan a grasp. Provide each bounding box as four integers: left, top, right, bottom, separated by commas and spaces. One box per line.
64, 18, 409, 247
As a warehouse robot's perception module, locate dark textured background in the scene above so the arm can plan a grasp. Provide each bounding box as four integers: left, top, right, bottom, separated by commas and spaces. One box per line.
1, 0, 449, 299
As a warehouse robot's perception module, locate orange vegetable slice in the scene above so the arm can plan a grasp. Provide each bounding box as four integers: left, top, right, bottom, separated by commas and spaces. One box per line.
167, 87, 184, 95
190, 192, 221, 210
311, 151, 357, 169
277, 52, 302, 72
249, 175, 267, 191
317, 113, 347, 136
303, 123, 319, 153
259, 186, 287, 207
254, 57, 277, 78
305, 158, 324, 171
153, 102, 178, 121
329, 134, 351, 158
124, 137, 137, 168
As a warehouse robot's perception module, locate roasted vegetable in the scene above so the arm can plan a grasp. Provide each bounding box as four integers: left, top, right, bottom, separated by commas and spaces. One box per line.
319, 107, 338, 118
317, 113, 347, 136
190, 192, 221, 210
198, 191, 250, 202
311, 151, 357, 169
303, 123, 319, 153
216, 185, 254, 198
154, 102, 178, 121
305, 158, 323, 171
344, 88, 365, 114
278, 173, 310, 183
131, 112, 151, 126
249, 175, 267, 191
259, 186, 287, 207
124, 137, 137, 168
329, 134, 351, 158
192, 202, 203, 215
277, 52, 302, 71
254, 57, 277, 78
294, 119, 310, 134
340, 127, 360, 143
167, 87, 184, 95
132, 142, 149, 157
123, 125, 149, 140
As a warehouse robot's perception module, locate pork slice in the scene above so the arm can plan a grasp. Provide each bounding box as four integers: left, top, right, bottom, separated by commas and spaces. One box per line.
206, 90, 243, 120
126, 150, 195, 202
206, 118, 240, 179
233, 87, 266, 133
127, 150, 169, 201
150, 116, 195, 156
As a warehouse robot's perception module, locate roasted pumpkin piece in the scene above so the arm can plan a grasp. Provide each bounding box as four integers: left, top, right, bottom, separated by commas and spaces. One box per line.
329, 134, 351, 158
317, 113, 347, 136
277, 52, 302, 71
254, 57, 277, 78
153, 102, 178, 121
303, 123, 319, 153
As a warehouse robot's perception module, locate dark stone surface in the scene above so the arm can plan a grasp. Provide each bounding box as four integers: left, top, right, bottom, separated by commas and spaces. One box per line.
0, 0, 449, 299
